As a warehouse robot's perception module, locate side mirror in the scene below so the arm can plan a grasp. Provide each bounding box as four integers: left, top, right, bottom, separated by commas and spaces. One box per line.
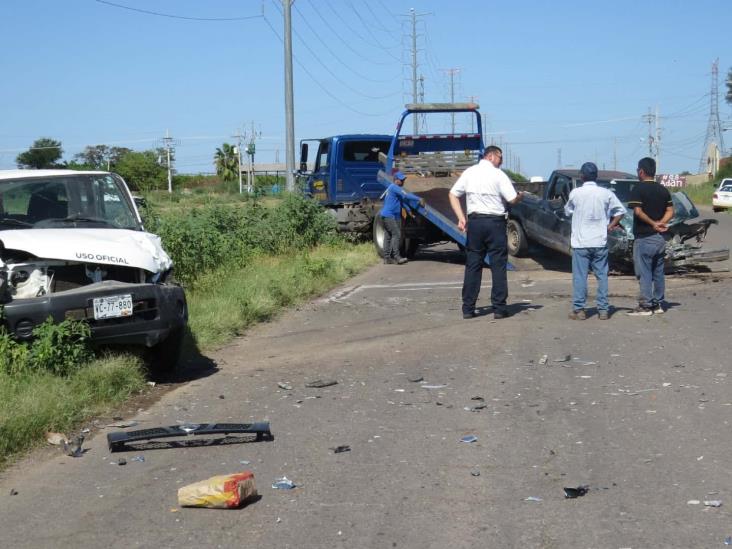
299, 143, 309, 172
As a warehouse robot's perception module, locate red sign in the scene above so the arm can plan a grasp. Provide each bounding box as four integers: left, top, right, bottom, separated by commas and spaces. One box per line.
657, 174, 686, 188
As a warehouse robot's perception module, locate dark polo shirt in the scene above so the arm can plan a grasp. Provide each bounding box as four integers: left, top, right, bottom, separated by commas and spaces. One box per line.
628, 180, 672, 238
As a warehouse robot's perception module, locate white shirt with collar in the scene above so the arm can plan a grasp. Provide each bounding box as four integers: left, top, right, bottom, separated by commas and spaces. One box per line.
564, 181, 627, 248
449, 158, 518, 216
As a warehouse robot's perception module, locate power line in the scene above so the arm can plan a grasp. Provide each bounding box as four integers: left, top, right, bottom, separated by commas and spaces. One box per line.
95, 0, 262, 21
261, 14, 394, 117
292, 3, 396, 83
271, 1, 399, 99
345, 2, 401, 60
306, 0, 393, 66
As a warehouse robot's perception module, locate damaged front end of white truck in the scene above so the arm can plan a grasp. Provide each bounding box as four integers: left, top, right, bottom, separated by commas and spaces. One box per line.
0, 170, 187, 372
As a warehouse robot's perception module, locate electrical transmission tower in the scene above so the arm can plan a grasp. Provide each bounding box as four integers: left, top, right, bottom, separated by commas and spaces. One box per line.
440, 68, 460, 133
403, 8, 431, 135
699, 59, 726, 174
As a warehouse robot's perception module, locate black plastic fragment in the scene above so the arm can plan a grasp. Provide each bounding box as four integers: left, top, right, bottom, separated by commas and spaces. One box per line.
563, 485, 589, 499
107, 421, 272, 452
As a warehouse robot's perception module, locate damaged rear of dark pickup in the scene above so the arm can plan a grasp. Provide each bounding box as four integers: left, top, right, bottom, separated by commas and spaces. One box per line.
508, 170, 730, 271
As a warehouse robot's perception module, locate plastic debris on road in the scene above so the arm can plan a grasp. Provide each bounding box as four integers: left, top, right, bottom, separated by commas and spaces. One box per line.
118, 458, 127, 466
471, 471, 480, 477
563, 485, 589, 499
331, 445, 351, 454
422, 384, 447, 390
554, 355, 572, 363
407, 375, 424, 383
278, 382, 293, 390
178, 471, 257, 509
63, 436, 85, 458
130, 455, 145, 463
460, 435, 478, 443
687, 500, 701, 505
724, 536, 731, 545
305, 379, 338, 388
539, 355, 548, 365
704, 500, 723, 507
272, 477, 297, 490
524, 496, 543, 502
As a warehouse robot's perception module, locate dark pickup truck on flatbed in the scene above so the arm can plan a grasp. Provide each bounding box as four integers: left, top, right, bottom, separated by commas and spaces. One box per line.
507, 169, 730, 270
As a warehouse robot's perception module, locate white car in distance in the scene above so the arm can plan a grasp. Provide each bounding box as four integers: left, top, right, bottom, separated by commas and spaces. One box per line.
713, 178, 732, 212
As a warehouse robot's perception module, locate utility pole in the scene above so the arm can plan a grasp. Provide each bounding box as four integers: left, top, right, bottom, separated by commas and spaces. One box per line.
418, 74, 425, 134
233, 128, 245, 194
160, 129, 178, 194
246, 121, 261, 194
643, 108, 655, 158
441, 68, 460, 133
467, 95, 478, 133
655, 105, 661, 168
283, 0, 296, 191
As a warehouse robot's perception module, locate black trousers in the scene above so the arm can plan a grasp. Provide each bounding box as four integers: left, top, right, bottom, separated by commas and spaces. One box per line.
462, 216, 508, 315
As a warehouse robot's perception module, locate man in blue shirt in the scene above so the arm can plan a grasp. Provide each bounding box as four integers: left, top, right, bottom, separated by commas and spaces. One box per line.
379, 171, 408, 265
564, 162, 626, 320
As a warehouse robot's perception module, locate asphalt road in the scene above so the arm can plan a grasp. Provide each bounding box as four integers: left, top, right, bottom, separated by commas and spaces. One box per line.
1, 211, 730, 549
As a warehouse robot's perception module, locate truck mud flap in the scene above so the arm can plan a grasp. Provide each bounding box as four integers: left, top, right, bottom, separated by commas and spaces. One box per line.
107, 421, 272, 452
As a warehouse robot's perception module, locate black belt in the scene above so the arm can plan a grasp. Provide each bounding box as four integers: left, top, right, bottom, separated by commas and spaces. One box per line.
468, 213, 505, 219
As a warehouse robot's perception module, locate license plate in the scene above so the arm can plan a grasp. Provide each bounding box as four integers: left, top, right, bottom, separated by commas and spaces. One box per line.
93, 294, 133, 320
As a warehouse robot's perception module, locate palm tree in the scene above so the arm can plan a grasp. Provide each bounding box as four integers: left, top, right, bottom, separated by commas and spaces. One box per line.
214, 143, 239, 182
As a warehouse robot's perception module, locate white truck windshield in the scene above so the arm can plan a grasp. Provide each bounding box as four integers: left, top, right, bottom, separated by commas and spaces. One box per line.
0, 174, 140, 230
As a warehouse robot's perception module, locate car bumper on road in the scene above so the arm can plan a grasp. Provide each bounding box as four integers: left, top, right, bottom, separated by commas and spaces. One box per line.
3, 280, 187, 347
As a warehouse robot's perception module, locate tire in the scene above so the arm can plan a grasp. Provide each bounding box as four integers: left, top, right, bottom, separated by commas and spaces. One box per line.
372, 215, 386, 258
507, 219, 529, 256
146, 328, 184, 375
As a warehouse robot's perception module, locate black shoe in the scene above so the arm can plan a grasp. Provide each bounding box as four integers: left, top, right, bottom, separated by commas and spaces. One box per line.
493, 311, 509, 320
384, 258, 396, 265
396, 257, 408, 265
463, 311, 476, 319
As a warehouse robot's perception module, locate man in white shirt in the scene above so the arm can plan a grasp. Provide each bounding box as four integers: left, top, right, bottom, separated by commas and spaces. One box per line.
449, 146, 523, 320
563, 162, 626, 320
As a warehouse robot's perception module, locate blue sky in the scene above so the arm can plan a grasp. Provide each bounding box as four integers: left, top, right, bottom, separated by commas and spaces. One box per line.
1, 0, 730, 178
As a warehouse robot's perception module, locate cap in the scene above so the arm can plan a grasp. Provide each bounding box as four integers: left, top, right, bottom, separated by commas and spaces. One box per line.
394, 171, 407, 181
580, 162, 598, 181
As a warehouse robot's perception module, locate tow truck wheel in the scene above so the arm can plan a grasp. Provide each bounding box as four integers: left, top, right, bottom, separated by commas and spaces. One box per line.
372, 216, 386, 258
507, 219, 528, 257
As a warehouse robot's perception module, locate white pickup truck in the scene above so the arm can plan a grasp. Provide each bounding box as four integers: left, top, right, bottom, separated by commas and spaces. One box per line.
0, 170, 187, 372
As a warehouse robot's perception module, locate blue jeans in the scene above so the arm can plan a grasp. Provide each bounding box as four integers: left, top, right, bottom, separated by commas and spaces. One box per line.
571, 247, 609, 312
633, 234, 666, 308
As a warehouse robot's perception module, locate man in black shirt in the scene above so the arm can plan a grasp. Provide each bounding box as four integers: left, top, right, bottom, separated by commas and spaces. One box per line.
626, 157, 674, 315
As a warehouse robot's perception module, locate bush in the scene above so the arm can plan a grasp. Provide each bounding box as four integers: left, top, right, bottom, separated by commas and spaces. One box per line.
147, 193, 337, 285
0, 319, 93, 377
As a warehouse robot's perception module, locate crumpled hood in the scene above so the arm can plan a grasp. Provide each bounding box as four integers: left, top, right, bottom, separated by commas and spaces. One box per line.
0, 228, 172, 273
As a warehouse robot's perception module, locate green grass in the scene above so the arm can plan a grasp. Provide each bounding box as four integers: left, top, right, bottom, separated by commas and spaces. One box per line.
0, 354, 146, 465
187, 242, 378, 349
683, 182, 717, 206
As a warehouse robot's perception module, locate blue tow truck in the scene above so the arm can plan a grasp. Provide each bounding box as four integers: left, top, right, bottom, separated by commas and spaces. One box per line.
299, 103, 486, 260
